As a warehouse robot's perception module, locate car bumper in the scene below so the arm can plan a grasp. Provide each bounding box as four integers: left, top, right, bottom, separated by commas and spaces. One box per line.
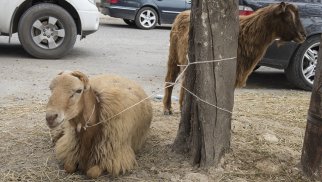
100, 5, 138, 20
78, 10, 100, 36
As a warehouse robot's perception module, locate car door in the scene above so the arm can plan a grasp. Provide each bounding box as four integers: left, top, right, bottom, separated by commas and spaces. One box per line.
153, 0, 187, 24
0, 0, 22, 34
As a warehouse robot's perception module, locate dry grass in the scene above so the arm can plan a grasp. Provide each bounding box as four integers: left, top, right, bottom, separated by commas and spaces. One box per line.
0, 90, 315, 181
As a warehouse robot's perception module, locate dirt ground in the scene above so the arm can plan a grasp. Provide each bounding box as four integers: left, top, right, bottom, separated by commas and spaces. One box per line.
0, 89, 315, 182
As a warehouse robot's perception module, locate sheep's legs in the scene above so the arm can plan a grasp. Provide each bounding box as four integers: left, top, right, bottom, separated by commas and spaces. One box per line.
52, 129, 64, 144
64, 162, 77, 173
87, 165, 103, 178
163, 63, 180, 115
104, 146, 137, 177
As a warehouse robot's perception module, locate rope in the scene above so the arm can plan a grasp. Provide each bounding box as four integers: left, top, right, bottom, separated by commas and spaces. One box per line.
177, 57, 236, 66
82, 104, 95, 131
181, 86, 233, 114
83, 56, 236, 130
84, 94, 155, 129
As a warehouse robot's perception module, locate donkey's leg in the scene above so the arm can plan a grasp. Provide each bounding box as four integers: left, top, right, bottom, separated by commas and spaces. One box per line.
163, 41, 180, 115
163, 64, 180, 115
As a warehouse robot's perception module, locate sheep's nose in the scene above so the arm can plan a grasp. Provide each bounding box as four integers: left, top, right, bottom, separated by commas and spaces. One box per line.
46, 113, 58, 126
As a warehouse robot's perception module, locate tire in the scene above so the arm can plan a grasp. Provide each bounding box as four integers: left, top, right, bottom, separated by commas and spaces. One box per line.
18, 3, 77, 59
123, 19, 136, 26
135, 7, 158, 30
285, 35, 320, 91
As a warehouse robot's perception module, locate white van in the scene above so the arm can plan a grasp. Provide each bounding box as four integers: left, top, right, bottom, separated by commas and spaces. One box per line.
0, 0, 100, 59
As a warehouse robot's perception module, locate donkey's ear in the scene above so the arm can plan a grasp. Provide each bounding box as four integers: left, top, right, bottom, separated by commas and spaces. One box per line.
275, 2, 286, 14
71, 71, 90, 90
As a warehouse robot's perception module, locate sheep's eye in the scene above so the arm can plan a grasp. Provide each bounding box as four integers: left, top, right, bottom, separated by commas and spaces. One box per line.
75, 89, 83, 94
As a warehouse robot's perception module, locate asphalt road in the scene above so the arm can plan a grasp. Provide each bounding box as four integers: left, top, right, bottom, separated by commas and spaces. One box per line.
0, 16, 300, 105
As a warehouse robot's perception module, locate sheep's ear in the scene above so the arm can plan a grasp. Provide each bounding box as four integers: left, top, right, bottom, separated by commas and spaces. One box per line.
58, 70, 72, 75
276, 2, 286, 14
71, 71, 90, 90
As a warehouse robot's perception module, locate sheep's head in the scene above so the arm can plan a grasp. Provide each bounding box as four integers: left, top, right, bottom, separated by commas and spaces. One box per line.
46, 71, 89, 129
272, 2, 306, 43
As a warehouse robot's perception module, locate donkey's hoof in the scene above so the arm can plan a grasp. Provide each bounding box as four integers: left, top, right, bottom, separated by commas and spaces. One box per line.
163, 109, 173, 115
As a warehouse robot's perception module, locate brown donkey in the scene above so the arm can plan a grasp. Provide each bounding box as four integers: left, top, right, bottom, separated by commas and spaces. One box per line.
163, 2, 306, 114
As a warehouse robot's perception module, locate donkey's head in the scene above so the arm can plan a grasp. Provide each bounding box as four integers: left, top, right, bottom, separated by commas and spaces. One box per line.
271, 2, 306, 43
46, 71, 89, 128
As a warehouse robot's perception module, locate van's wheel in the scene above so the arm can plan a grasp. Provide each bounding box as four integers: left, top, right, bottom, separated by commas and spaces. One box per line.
285, 36, 320, 90
123, 19, 136, 26
135, 7, 158, 30
18, 3, 77, 59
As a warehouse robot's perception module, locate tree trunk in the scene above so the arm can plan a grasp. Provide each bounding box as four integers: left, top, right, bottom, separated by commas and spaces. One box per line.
301, 35, 322, 180
173, 0, 238, 167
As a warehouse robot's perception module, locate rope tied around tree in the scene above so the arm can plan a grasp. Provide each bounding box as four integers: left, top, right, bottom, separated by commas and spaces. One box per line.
83, 56, 236, 130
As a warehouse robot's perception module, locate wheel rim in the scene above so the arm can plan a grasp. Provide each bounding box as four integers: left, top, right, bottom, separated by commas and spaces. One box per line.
301, 42, 319, 85
139, 10, 156, 28
31, 16, 66, 49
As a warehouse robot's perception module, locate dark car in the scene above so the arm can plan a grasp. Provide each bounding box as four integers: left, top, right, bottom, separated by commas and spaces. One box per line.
240, 0, 322, 90
100, 0, 191, 29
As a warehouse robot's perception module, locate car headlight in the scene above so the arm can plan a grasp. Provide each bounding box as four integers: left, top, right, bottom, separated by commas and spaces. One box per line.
88, 0, 95, 5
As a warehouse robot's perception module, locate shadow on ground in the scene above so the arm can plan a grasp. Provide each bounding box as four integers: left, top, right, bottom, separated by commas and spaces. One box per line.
0, 43, 30, 58
245, 69, 302, 90
0, 43, 92, 60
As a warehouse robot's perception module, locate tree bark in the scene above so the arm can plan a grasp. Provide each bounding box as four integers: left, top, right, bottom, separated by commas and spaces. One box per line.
173, 0, 238, 167
301, 35, 322, 180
